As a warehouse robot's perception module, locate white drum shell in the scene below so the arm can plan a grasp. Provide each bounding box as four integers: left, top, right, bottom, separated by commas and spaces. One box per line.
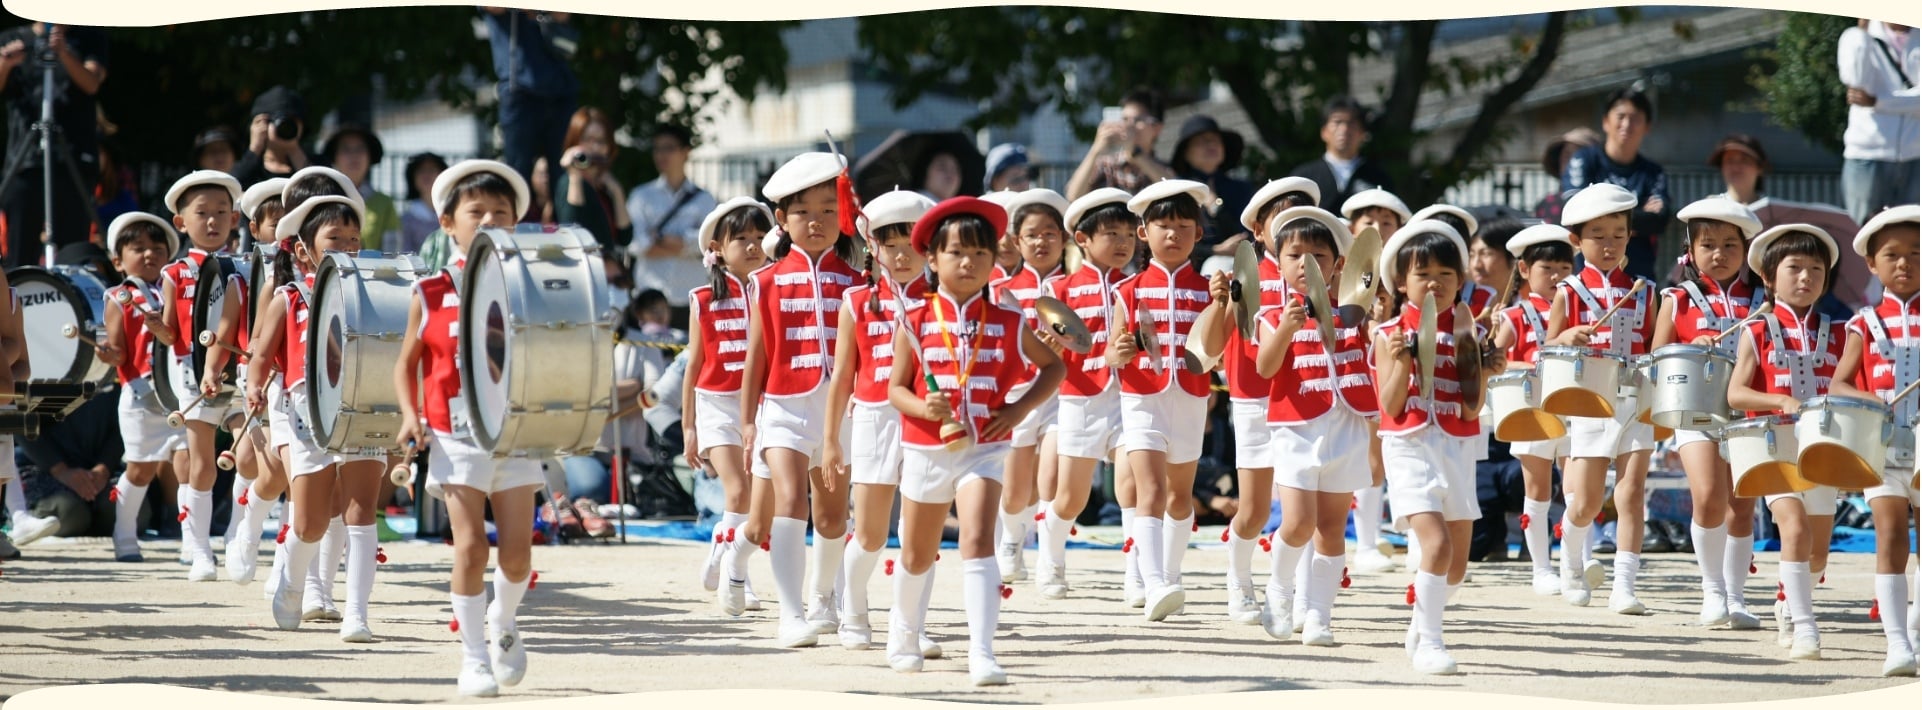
12, 265, 111, 384
306, 252, 426, 455
1793, 395, 1892, 486
1536, 346, 1621, 418
1648, 344, 1736, 431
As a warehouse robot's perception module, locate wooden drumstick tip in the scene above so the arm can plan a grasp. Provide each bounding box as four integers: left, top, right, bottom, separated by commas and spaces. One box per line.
389, 464, 414, 487
166, 412, 186, 427
216, 451, 236, 471
197, 330, 215, 347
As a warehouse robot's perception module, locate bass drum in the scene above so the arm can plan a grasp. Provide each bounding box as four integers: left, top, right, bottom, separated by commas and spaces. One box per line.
190, 254, 245, 408
246, 243, 279, 336
459, 225, 615, 458
9, 265, 111, 384
305, 251, 426, 455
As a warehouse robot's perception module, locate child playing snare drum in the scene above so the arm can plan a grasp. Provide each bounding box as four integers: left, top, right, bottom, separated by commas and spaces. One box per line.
99, 213, 183, 564
1493, 224, 1576, 596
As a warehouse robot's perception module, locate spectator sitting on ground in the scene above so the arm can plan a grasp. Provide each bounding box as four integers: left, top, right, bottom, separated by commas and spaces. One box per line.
17, 387, 125, 540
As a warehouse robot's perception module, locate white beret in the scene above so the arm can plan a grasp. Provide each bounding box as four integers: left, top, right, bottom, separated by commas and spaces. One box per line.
164, 170, 243, 215
282, 166, 361, 210
697, 197, 777, 257
276, 195, 369, 241
762, 152, 845, 204
1506, 224, 1575, 259
1002, 189, 1072, 224
1749, 223, 1838, 275
1854, 204, 1919, 257
1266, 206, 1354, 257
106, 211, 180, 259
1377, 219, 1469, 288
1126, 179, 1214, 217
240, 178, 290, 220
1411, 204, 1479, 238
1560, 183, 1638, 227
1242, 177, 1322, 234
1065, 188, 1133, 233
861, 190, 937, 238
1676, 196, 1763, 240
430, 160, 531, 220
1340, 188, 1411, 222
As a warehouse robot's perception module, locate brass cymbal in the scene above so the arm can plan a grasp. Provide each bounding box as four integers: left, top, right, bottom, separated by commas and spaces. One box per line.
1231, 240, 1261, 339
1033, 296, 1094, 355
1136, 305, 1163, 377
1418, 292, 1439, 403
1303, 256, 1338, 352
1337, 225, 1382, 328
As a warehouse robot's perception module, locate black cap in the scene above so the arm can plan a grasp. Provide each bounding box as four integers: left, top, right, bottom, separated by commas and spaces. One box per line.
251, 86, 306, 120
1171, 115, 1245, 175
190, 126, 243, 163
322, 124, 385, 167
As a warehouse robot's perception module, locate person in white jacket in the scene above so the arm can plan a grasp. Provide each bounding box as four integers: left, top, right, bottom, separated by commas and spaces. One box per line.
1837, 20, 1919, 224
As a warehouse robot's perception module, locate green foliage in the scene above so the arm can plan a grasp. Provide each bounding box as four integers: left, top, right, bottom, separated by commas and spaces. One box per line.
1747, 12, 1852, 155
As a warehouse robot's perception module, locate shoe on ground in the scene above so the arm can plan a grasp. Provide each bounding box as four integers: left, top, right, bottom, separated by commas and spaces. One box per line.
719, 579, 747, 617
970, 655, 1009, 686
1727, 602, 1762, 630
1412, 646, 1460, 675
778, 620, 819, 648
1531, 570, 1562, 596
1353, 548, 1396, 574
1261, 595, 1295, 641
1301, 616, 1335, 647
271, 568, 303, 631
1227, 590, 1262, 625
7, 511, 58, 547
1145, 585, 1185, 622
1883, 647, 1919, 677
111, 536, 142, 563
1698, 595, 1730, 628
839, 620, 872, 650
188, 553, 219, 582
1610, 590, 1647, 616
805, 593, 839, 634
457, 660, 500, 698
340, 619, 375, 643
1775, 602, 1794, 648
226, 537, 258, 584
1788, 635, 1822, 660
920, 634, 943, 659
490, 622, 528, 686
1582, 559, 1606, 592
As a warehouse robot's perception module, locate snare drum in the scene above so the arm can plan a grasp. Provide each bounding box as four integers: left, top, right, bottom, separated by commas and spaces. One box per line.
1647, 344, 1736, 431
1537, 346, 1622, 418
305, 251, 426, 455
1488, 370, 1566, 442
1794, 395, 1892, 490
1725, 415, 1813, 497
189, 254, 246, 407
458, 226, 615, 458
10, 265, 112, 384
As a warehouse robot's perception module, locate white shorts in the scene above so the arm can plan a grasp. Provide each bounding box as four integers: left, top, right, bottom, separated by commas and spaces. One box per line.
1231, 399, 1274, 470
1764, 485, 1839, 518
1511, 435, 1569, 461
1009, 381, 1059, 448
901, 442, 1010, 505
273, 388, 380, 477
1058, 384, 1122, 461
118, 382, 179, 463
694, 390, 745, 454
1120, 389, 1209, 464
428, 429, 544, 494
1465, 430, 1491, 463
1864, 468, 1919, 507
850, 401, 904, 487
1382, 427, 1482, 530
1566, 394, 1656, 458
1272, 410, 1373, 493
1672, 427, 1716, 449
170, 354, 238, 426
752, 388, 833, 480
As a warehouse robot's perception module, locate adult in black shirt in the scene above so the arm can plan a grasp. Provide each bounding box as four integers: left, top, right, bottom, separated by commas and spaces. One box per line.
1171, 115, 1256, 258
229, 86, 311, 189
1288, 96, 1395, 213
19, 385, 126, 538
0, 23, 107, 268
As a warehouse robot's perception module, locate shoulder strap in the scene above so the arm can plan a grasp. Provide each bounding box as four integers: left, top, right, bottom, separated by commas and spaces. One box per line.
652, 186, 706, 238
1563, 275, 1604, 318
1872, 36, 1915, 88
1860, 306, 1895, 358
1679, 281, 1715, 321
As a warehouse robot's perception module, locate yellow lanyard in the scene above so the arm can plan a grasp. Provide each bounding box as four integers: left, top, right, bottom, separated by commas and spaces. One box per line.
932, 293, 986, 392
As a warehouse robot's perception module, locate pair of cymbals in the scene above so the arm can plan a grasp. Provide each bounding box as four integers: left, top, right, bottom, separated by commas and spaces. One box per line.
1335, 226, 1383, 329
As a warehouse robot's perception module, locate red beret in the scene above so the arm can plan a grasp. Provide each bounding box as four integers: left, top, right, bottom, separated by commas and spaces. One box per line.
910, 196, 1009, 255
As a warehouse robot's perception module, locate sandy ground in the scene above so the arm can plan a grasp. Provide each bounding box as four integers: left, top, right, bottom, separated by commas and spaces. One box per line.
0, 529, 1915, 706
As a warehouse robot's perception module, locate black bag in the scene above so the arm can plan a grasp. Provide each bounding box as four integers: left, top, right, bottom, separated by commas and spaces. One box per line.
625, 432, 695, 520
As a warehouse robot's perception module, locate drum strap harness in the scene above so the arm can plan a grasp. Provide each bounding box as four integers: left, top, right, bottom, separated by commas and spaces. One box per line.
1519, 300, 1548, 352
1764, 311, 1831, 401
1860, 303, 1920, 432
1566, 275, 1647, 358
441, 265, 474, 437
1680, 280, 1762, 333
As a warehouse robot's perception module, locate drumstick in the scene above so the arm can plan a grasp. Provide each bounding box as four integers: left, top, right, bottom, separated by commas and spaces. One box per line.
112, 284, 163, 316
1708, 303, 1771, 344
168, 374, 224, 428
1891, 380, 1921, 407
59, 324, 102, 350
1586, 279, 1648, 334
196, 330, 249, 360
215, 413, 264, 471
389, 441, 420, 487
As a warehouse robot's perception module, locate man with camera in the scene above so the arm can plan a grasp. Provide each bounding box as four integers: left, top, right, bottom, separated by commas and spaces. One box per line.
230, 86, 310, 188
0, 22, 107, 268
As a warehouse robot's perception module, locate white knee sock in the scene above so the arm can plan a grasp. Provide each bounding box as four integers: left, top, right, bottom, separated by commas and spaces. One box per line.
1522, 497, 1553, 576
1725, 534, 1754, 607
997, 509, 1026, 555
491, 567, 531, 632
344, 525, 378, 625
241, 482, 272, 545
888, 568, 931, 664
190, 488, 215, 558
1227, 531, 1258, 593
843, 542, 883, 622
311, 516, 346, 600
1267, 541, 1307, 600
284, 533, 321, 602
1414, 571, 1449, 651
1039, 506, 1073, 572
1121, 509, 1141, 591
1690, 522, 1728, 598
452, 592, 489, 665
4, 475, 28, 516
1133, 515, 1167, 590
714, 510, 747, 564
1780, 561, 1817, 641
1614, 552, 1641, 596
724, 522, 758, 581
1877, 573, 1915, 653
1560, 518, 1590, 577
112, 478, 150, 543
1162, 514, 1193, 586
224, 482, 246, 542
808, 530, 848, 601
174, 484, 198, 555
1306, 553, 1343, 625
962, 557, 1000, 662
1355, 486, 1383, 550
769, 517, 809, 625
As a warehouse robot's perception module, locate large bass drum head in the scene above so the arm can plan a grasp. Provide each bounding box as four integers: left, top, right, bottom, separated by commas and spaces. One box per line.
246, 245, 277, 335
190, 255, 238, 388
9, 266, 92, 382
459, 234, 513, 450
306, 254, 352, 447
150, 326, 181, 414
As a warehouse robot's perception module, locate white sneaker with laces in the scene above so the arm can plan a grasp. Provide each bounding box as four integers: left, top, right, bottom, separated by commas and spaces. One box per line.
805, 593, 839, 634
1227, 588, 1262, 625
1038, 564, 1069, 600
1260, 594, 1294, 641
490, 626, 528, 686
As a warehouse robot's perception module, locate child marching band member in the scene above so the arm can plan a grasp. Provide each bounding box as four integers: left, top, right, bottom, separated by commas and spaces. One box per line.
1249, 206, 1376, 645
1834, 205, 1920, 677
819, 190, 936, 650
391, 160, 540, 696
737, 152, 865, 648
1414, 204, 1497, 318
1649, 197, 1767, 628
1039, 188, 1139, 602
1112, 180, 1232, 622
885, 196, 1064, 685
247, 194, 390, 646
688, 196, 772, 617
1726, 223, 1848, 661
1493, 224, 1577, 595
1547, 183, 1658, 612
99, 213, 184, 563
225, 178, 290, 586
991, 188, 1071, 584
982, 189, 1021, 283
1342, 187, 1410, 575
1213, 178, 1318, 623
1374, 219, 1499, 675
154, 170, 244, 582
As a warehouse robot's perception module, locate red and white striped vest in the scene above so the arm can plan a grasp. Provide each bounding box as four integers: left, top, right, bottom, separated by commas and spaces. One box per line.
898, 291, 1030, 448
1743, 301, 1846, 415
1847, 293, 1918, 429
274, 271, 318, 392
1502, 292, 1554, 365
1223, 256, 1286, 401
1046, 265, 1125, 397
160, 249, 228, 356
1115, 260, 1213, 398
107, 281, 162, 384
992, 263, 1062, 390
844, 274, 929, 406
1377, 302, 1482, 437
752, 247, 862, 398
1663, 278, 1763, 352
1258, 287, 1378, 425
691, 273, 753, 395
1464, 282, 1498, 320
1557, 264, 1653, 357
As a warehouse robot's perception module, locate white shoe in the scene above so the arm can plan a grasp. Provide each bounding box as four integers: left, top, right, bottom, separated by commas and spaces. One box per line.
997, 541, 1027, 583
188, 553, 219, 582
701, 540, 725, 593
1353, 548, 1396, 574
1610, 590, 1647, 616
1227, 589, 1262, 625
1698, 595, 1730, 627
1412, 646, 1460, 675
490, 624, 528, 686
1292, 599, 1307, 633
1260, 594, 1295, 641
1531, 570, 1562, 596
805, 593, 839, 634
1775, 602, 1794, 648
1788, 635, 1821, 660
7, 511, 58, 546
113, 536, 144, 563
457, 660, 499, 698
744, 581, 764, 611
970, 655, 1009, 686
304, 596, 342, 622
1124, 573, 1146, 609
1883, 647, 1919, 677
1405, 623, 1419, 658
1301, 616, 1335, 647
1582, 559, 1606, 592
1562, 570, 1590, 607
778, 619, 819, 648
270, 566, 302, 631
1727, 602, 1761, 630
719, 578, 747, 617
919, 634, 942, 659
226, 537, 258, 584
888, 639, 924, 673
1039, 564, 1069, 600
340, 619, 374, 643
839, 620, 871, 650
1145, 585, 1185, 622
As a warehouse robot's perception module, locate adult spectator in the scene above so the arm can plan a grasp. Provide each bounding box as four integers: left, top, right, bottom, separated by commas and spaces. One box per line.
561, 289, 685, 529
1707, 134, 1873, 311
1837, 19, 1919, 225
94, 139, 136, 232
397, 152, 447, 255
321, 124, 399, 252
1288, 96, 1395, 215
482, 7, 579, 213
0, 23, 106, 268
1171, 115, 1254, 255
627, 124, 716, 326
1064, 88, 1174, 200
17, 386, 124, 539
553, 107, 631, 250
1560, 87, 1671, 279
190, 125, 241, 174
1532, 127, 1600, 224
984, 143, 1033, 193
917, 151, 964, 202
230, 86, 310, 188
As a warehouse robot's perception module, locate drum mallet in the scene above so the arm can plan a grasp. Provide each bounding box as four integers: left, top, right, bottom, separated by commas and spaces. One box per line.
111, 288, 162, 317
1708, 305, 1770, 345
216, 413, 265, 471
1585, 279, 1649, 335
59, 324, 103, 350
197, 330, 249, 361
1891, 380, 1921, 407
390, 441, 420, 487
168, 374, 223, 428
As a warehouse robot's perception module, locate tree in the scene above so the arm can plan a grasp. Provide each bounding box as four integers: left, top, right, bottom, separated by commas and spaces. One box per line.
858, 10, 1586, 205
1748, 13, 1853, 155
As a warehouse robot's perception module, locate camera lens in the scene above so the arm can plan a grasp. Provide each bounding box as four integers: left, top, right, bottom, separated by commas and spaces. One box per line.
271, 115, 299, 141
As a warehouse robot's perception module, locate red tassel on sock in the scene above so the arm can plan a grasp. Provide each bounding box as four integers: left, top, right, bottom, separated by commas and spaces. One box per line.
1519, 513, 1530, 531
1258, 537, 1272, 552
1341, 568, 1352, 589
1818, 573, 1825, 585
1750, 559, 1757, 575
238, 488, 249, 506
1350, 498, 1358, 510
276, 524, 289, 545
845, 533, 853, 544
1870, 600, 1881, 620
1777, 583, 1786, 602
1034, 512, 1046, 522
449, 618, 460, 633
884, 559, 895, 576
726, 528, 737, 543
1406, 584, 1417, 605
1123, 538, 1134, 553
177, 507, 190, 523
1000, 584, 1013, 600
1070, 525, 1078, 536
375, 547, 388, 564
713, 533, 723, 544
936, 553, 942, 561
1554, 522, 1564, 540
1191, 520, 1199, 533
1220, 530, 1230, 543
530, 571, 539, 589
761, 538, 770, 552
110, 487, 120, 503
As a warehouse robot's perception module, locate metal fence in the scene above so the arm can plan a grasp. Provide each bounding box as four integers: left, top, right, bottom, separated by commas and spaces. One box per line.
1441, 163, 1844, 213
